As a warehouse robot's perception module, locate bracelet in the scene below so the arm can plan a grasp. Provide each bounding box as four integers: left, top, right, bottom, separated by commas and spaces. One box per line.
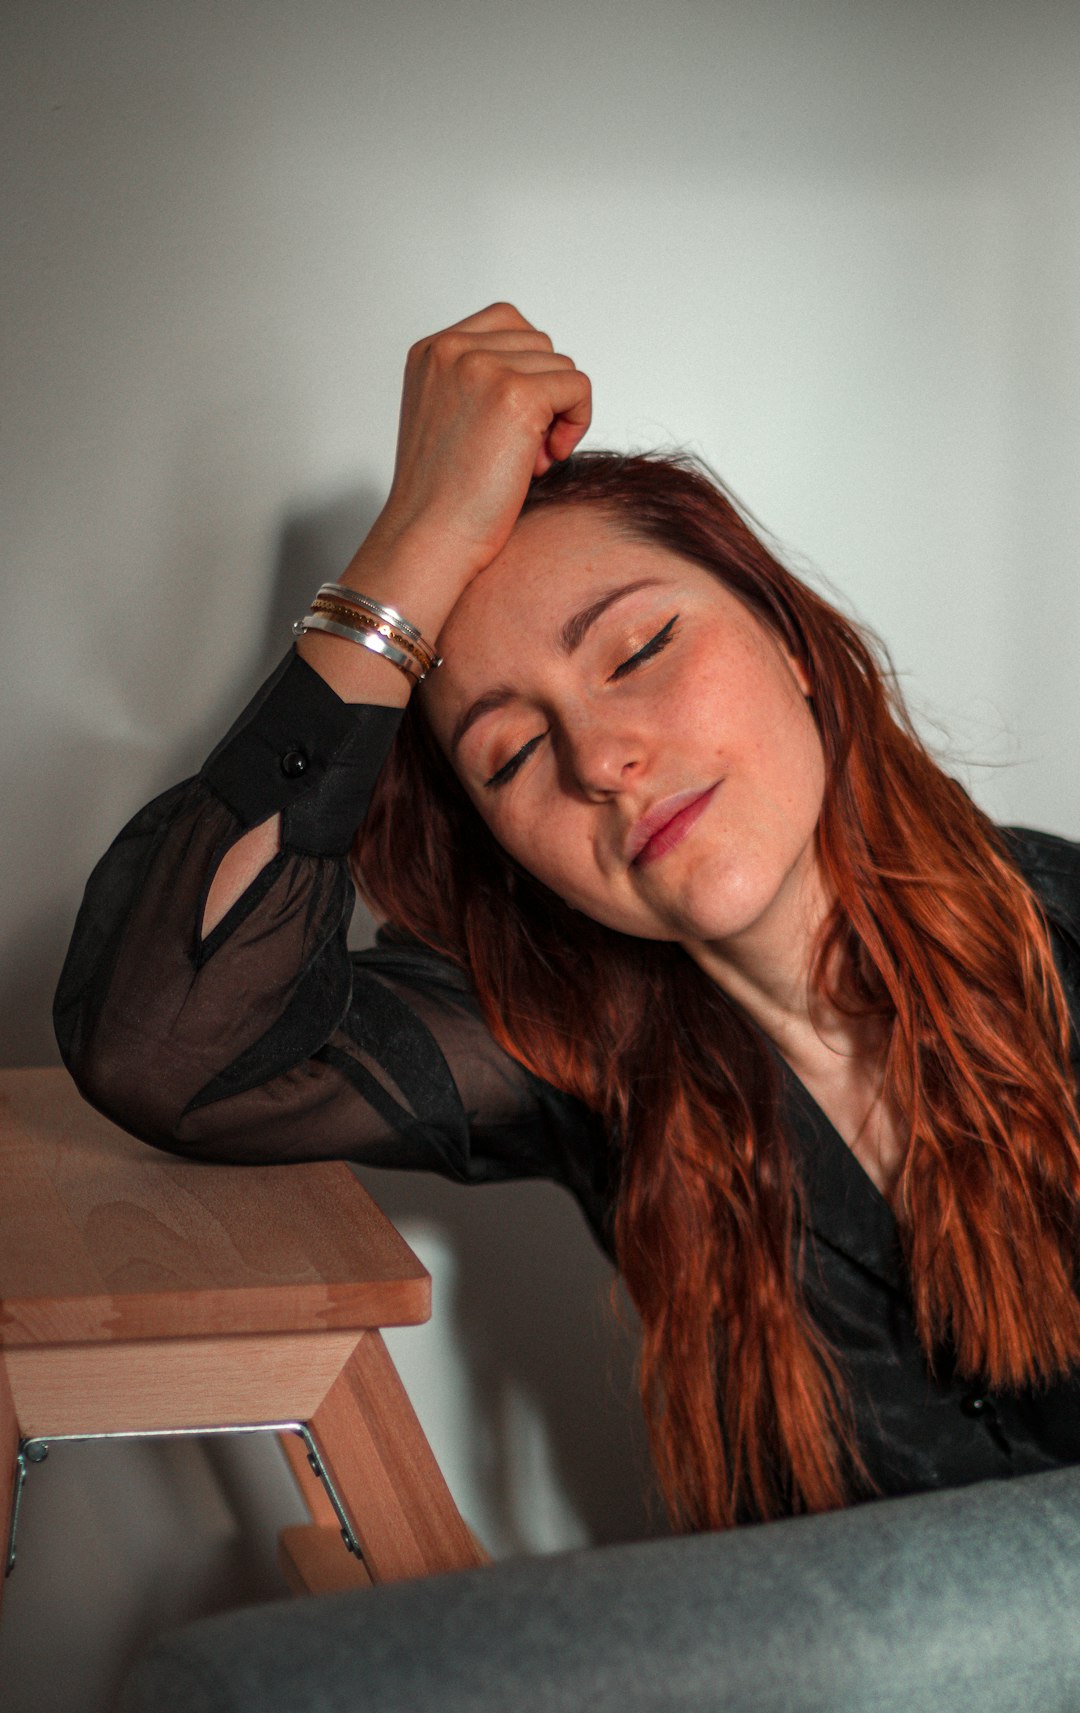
294, 613, 430, 682
308, 597, 436, 676
292, 585, 442, 684
318, 583, 427, 646
315, 584, 440, 673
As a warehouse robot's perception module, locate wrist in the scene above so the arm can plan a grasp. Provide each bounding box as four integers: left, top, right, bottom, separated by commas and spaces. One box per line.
345, 518, 475, 641
295, 521, 460, 709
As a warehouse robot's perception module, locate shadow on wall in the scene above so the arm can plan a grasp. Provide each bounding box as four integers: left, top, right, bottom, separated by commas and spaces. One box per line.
5, 485, 391, 1072
165, 482, 395, 796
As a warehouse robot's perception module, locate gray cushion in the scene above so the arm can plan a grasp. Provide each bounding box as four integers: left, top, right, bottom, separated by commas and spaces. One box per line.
116, 1467, 1080, 1713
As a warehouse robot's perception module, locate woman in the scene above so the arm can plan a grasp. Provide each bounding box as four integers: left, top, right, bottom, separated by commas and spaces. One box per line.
56, 302, 1080, 1532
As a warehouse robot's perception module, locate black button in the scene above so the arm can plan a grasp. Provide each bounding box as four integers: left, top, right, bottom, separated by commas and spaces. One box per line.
960, 1392, 995, 1420
280, 747, 309, 779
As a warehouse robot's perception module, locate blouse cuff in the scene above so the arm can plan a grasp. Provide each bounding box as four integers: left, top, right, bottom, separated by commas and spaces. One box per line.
200, 648, 404, 856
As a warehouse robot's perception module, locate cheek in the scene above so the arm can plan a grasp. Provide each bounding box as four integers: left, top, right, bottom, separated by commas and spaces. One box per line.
675, 626, 760, 735
480, 797, 643, 925
721, 636, 822, 784
490, 798, 588, 898
751, 688, 823, 784
780, 693, 826, 808
465, 787, 562, 882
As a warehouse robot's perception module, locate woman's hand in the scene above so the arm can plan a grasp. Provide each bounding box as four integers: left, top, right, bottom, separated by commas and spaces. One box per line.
209, 303, 589, 935
295, 301, 589, 716
366, 300, 592, 592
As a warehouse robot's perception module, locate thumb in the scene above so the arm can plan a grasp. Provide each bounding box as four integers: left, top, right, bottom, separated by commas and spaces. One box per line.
545, 413, 589, 464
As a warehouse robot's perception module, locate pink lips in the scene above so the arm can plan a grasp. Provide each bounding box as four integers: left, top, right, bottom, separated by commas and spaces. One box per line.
625, 784, 720, 867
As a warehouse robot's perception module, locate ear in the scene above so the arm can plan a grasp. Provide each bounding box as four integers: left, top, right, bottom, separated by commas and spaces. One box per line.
781, 646, 813, 699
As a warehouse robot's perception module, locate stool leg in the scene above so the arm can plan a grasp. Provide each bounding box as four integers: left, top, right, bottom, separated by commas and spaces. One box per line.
306, 1330, 488, 1585
276, 1428, 373, 1596
1, 1357, 19, 1614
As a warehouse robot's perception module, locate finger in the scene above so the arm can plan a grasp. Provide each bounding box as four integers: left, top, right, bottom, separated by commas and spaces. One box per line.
477, 350, 577, 376
545, 411, 590, 463
533, 370, 592, 472
534, 365, 592, 430
421, 329, 557, 367
522, 369, 592, 476
442, 328, 556, 354
435, 301, 537, 338
450, 347, 577, 399
469, 332, 556, 356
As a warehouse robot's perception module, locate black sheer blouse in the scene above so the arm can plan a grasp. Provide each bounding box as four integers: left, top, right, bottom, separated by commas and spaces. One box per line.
54, 647, 1080, 1515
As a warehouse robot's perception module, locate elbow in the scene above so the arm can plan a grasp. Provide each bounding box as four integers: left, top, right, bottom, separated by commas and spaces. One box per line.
61, 1030, 299, 1170
59, 1029, 220, 1164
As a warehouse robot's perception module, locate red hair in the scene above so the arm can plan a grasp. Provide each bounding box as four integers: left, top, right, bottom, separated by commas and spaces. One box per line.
355, 451, 1080, 1528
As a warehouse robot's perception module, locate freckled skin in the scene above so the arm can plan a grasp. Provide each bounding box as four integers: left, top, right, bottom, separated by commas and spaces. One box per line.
421, 506, 828, 968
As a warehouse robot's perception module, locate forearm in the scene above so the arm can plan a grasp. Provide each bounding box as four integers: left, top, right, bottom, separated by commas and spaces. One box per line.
56, 650, 403, 1138
203, 298, 594, 935
202, 526, 460, 937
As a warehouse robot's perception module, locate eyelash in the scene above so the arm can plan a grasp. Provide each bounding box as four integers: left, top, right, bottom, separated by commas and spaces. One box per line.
483, 616, 680, 790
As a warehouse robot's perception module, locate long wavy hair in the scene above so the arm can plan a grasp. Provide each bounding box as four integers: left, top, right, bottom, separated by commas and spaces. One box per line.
354, 450, 1080, 1529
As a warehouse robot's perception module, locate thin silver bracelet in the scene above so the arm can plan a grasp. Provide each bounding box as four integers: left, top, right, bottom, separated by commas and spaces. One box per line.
293, 612, 430, 682
307, 596, 436, 674
317, 583, 427, 647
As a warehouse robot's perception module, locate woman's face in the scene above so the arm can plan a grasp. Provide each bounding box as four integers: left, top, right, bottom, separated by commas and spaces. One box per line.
421, 506, 827, 955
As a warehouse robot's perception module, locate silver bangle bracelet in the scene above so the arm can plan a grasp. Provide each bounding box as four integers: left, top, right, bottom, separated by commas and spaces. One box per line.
307, 596, 437, 673
318, 583, 427, 647
293, 612, 429, 682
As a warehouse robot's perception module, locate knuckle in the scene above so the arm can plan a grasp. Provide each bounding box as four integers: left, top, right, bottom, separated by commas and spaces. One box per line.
496, 373, 532, 418
486, 299, 528, 325
457, 345, 492, 380
433, 330, 466, 359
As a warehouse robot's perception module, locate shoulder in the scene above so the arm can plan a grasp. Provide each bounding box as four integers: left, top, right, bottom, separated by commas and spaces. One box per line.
361, 921, 475, 998
998, 825, 1080, 947
1001, 823, 1080, 876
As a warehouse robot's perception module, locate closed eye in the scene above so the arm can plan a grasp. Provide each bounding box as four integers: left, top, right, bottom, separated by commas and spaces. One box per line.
608, 614, 678, 681
483, 616, 680, 790
485, 732, 546, 790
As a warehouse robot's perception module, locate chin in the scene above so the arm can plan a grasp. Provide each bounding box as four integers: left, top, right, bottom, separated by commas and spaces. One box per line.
667, 849, 805, 945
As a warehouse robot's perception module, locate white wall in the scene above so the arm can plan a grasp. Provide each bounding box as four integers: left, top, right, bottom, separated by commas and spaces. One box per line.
2, 2, 1078, 1707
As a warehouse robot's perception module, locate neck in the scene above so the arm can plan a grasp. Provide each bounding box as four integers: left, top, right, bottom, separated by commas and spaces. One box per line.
684, 852, 886, 1080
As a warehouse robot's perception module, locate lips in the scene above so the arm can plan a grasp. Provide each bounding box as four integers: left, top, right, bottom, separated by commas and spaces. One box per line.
624, 784, 720, 866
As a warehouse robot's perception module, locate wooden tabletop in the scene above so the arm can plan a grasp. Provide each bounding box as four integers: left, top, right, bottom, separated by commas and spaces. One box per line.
0, 1068, 430, 1348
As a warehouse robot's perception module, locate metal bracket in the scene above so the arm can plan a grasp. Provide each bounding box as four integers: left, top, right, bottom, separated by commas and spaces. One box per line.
5, 1445, 31, 1577
5, 1420, 362, 1579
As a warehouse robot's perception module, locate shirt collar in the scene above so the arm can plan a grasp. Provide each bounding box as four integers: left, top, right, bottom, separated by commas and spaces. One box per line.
773, 1049, 906, 1293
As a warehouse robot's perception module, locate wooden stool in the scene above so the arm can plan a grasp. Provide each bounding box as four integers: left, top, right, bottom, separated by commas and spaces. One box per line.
0, 1067, 487, 1617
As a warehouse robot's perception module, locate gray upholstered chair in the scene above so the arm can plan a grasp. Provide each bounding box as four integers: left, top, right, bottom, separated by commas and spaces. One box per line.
116, 1465, 1080, 1713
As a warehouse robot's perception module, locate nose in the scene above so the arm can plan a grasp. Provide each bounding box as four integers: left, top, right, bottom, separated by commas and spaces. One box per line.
558, 713, 645, 800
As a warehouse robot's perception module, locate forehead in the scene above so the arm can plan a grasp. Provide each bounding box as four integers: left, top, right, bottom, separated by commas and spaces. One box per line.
422, 507, 712, 726
450, 505, 669, 630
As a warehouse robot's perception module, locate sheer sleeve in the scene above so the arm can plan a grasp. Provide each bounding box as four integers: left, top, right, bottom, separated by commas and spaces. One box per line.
54, 648, 616, 1254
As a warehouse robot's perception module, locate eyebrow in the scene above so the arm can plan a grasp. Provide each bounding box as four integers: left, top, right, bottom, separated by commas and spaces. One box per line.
449, 578, 664, 759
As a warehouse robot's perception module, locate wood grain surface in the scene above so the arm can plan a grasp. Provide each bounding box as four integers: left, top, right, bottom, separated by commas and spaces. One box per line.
0, 1068, 429, 1345
307, 1331, 490, 1583
0, 1068, 483, 1611
5, 1329, 363, 1436
279, 1524, 374, 1595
